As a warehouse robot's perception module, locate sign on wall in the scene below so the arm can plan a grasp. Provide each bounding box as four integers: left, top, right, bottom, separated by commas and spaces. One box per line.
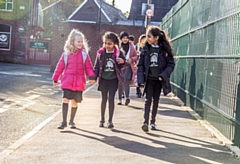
0, 33, 10, 49
29, 41, 49, 49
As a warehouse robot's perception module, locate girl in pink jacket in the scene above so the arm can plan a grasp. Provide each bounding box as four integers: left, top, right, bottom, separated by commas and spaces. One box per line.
52, 29, 95, 129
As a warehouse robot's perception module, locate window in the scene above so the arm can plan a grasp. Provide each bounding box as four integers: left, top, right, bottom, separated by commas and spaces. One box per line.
0, 24, 11, 50
0, 0, 13, 11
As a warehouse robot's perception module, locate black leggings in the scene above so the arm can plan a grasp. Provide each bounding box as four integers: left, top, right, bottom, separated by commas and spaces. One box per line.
99, 78, 118, 123
144, 79, 162, 124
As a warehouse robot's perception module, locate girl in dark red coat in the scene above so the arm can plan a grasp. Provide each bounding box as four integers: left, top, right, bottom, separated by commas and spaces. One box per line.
117, 31, 138, 106
93, 32, 125, 128
52, 29, 95, 129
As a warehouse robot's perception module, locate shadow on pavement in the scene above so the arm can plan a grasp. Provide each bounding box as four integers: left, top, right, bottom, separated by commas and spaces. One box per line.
60, 128, 232, 164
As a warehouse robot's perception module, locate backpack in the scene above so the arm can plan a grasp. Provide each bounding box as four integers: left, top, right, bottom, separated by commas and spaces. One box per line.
63, 50, 87, 68
135, 44, 138, 51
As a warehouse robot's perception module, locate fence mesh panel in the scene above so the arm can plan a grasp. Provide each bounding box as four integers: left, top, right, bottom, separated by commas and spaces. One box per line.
161, 0, 240, 147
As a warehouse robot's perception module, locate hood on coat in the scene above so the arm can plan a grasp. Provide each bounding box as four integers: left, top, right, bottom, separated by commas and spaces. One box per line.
97, 46, 120, 57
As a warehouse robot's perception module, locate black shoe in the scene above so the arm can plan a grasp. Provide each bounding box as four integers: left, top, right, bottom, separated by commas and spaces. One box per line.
99, 121, 104, 127
57, 122, 67, 129
122, 94, 125, 98
125, 99, 130, 105
150, 124, 156, 130
142, 123, 148, 132
107, 122, 114, 128
69, 122, 76, 129
137, 93, 141, 98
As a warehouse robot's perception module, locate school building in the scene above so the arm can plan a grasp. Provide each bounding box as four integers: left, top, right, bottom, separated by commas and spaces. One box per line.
0, 0, 179, 67
0, 0, 52, 65
50, 0, 179, 71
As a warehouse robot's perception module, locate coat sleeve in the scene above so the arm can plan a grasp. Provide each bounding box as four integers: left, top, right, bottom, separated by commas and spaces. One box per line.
137, 50, 145, 84
117, 51, 126, 69
93, 53, 100, 81
52, 54, 65, 82
130, 44, 138, 63
159, 53, 175, 80
85, 54, 95, 80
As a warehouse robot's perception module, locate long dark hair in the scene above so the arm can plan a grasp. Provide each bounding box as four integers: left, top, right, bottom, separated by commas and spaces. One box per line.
102, 31, 120, 48
146, 26, 174, 57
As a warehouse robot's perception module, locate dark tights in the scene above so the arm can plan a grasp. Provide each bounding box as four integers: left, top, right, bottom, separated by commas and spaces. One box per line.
100, 78, 118, 123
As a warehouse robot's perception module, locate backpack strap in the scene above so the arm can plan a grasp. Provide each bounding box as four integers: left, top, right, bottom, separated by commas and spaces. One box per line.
63, 51, 68, 68
63, 50, 87, 69
82, 50, 87, 63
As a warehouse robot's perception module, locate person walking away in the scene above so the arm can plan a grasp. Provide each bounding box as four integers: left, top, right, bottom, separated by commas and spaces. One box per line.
129, 34, 142, 98
136, 34, 147, 98
137, 26, 175, 132
117, 31, 138, 105
52, 29, 95, 129
93, 31, 126, 128
128, 35, 135, 45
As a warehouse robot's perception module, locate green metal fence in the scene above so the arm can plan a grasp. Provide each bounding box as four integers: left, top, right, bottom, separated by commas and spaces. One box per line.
161, 0, 240, 147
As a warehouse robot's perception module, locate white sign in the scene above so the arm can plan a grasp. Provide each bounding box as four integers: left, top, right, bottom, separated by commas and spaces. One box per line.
141, 3, 154, 16
0, 34, 7, 42
0, 34, 9, 49
146, 9, 154, 18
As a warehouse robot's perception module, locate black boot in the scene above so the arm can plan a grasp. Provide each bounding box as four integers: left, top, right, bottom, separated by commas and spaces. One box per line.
57, 122, 67, 129
136, 87, 142, 98
57, 103, 68, 129
69, 107, 77, 129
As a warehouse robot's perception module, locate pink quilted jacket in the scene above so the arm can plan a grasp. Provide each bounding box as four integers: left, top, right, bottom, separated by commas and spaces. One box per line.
52, 49, 95, 91
126, 42, 138, 82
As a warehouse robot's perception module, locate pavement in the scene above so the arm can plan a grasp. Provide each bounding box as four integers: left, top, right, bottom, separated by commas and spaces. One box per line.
1, 84, 240, 164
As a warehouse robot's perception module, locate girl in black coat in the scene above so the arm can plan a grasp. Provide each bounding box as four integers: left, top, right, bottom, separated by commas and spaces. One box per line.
137, 26, 175, 132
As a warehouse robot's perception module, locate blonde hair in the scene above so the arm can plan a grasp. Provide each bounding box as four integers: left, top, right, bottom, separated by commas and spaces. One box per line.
64, 29, 90, 55
138, 34, 146, 52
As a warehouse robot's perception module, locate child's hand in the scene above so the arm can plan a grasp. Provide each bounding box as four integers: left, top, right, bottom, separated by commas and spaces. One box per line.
116, 58, 124, 64
89, 80, 96, 85
128, 58, 132, 63
53, 82, 57, 87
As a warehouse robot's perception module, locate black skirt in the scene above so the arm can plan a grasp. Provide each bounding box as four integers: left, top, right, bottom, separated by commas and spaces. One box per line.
98, 78, 118, 92
62, 89, 83, 103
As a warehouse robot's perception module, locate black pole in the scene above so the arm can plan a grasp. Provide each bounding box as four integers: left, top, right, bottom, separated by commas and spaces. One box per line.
98, 0, 103, 31
145, 0, 152, 28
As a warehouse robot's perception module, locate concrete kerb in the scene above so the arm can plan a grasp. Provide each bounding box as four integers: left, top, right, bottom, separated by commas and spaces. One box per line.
0, 110, 61, 160
0, 83, 97, 161
1, 82, 240, 161
172, 96, 240, 159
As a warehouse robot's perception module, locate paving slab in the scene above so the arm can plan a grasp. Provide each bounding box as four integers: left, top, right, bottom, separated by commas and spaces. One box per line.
1, 85, 239, 164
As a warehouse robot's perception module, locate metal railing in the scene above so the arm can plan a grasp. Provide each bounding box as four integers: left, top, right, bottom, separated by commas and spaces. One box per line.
161, 0, 240, 147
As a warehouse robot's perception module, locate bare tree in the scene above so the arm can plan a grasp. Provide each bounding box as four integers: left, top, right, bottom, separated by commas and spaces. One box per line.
112, 0, 115, 7
40, 0, 84, 38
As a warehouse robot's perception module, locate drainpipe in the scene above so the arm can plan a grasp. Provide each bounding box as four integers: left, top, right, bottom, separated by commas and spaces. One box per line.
98, 0, 103, 31
25, 0, 34, 64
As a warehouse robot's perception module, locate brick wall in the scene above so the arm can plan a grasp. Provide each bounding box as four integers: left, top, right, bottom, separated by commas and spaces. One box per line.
0, 15, 29, 64
51, 22, 144, 72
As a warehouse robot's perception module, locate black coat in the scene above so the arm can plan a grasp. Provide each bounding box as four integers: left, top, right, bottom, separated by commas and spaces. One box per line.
137, 43, 175, 95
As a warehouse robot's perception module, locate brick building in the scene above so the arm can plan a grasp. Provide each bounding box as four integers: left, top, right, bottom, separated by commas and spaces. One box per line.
0, 0, 44, 64
50, 0, 143, 71
50, 0, 179, 71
